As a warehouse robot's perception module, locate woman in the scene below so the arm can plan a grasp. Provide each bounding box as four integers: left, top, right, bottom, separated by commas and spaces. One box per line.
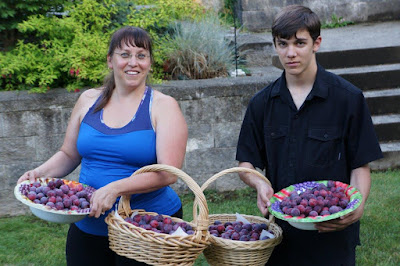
18, 26, 188, 265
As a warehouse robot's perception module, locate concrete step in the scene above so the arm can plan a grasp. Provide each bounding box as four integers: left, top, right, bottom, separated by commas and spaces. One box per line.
272, 46, 400, 70
331, 63, 400, 90
370, 141, 400, 170
268, 62, 400, 91
232, 33, 274, 67
372, 114, 400, 142
365, 88, 400, 116
317, 46, 400, 69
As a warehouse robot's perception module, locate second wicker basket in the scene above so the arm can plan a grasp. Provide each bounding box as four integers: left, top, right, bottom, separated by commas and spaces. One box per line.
193, 167, 283, 266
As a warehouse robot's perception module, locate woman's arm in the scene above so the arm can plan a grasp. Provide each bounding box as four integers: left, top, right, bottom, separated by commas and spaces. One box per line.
17, 90, 97, 183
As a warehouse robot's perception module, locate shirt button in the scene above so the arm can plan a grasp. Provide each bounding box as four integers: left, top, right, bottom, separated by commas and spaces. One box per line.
324, 133, 328, 138
271, 132, 275, 137
294, 114, 299, 119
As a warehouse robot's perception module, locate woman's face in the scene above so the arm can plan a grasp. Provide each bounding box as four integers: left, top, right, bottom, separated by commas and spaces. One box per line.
107, 41, 151, 91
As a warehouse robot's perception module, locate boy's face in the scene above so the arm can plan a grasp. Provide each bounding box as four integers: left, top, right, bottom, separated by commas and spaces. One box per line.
275, 29, 321, 77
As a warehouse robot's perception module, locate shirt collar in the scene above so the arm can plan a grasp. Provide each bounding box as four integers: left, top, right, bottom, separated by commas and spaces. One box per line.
271, 63, 329, 100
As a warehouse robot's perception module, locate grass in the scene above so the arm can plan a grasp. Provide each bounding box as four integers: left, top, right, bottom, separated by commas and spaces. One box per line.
1, 170, 399, 265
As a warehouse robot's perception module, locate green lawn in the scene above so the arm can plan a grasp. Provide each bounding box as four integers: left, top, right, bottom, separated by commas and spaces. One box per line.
1, 170, 399, 265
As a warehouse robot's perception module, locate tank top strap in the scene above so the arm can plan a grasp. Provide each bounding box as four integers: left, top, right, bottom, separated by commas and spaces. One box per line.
133, 86, 154, 131
81, 86, 154, 134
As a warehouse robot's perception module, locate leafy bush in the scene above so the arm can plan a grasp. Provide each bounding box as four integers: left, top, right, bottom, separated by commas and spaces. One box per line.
164, 15, 235, 80
0, 0, 206, 92
0, 0, 72, 50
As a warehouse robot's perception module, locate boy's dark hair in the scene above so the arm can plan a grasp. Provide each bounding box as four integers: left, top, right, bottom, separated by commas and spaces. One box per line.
272, 5, 321, 45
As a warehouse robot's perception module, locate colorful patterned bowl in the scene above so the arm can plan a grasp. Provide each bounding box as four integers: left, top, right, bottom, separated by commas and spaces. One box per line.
268, 180, 362, 230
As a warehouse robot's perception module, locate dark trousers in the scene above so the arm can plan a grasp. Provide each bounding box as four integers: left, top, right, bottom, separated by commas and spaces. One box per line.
66, 207, 183, 266
266, 220, 359, 266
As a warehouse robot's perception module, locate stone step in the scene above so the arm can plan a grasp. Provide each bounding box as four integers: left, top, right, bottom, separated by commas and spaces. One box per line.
331, 63, 400, 90
272, 46, 400, 70
317, 46, 400, 69
372, 114, 400, 142
266, 62, 400, 91
365, 88, 400, 116
231, 33, 274, 67
370, 141, 400, 170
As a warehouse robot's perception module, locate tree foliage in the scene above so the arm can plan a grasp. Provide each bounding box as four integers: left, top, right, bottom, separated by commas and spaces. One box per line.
0, 0, 205, 92
0, 0, 73, 50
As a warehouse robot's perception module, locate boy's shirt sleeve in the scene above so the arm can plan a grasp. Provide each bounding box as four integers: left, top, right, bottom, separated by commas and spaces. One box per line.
236, 95, 267, 170
347, 92, 383, 169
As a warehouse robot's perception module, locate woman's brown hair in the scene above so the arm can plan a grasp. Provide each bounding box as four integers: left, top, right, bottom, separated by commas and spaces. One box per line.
94, 26, 153, 112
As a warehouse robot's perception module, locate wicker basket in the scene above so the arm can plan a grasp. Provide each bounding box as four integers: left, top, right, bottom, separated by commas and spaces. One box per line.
193, 167, 283, 266
105, 164, 210, 265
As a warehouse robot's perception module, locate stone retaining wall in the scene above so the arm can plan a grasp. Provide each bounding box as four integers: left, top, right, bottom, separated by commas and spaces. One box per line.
237, 0, 400, 32
0, 75, 277, 217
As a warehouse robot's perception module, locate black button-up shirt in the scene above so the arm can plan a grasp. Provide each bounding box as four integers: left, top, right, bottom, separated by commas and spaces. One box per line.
236, 64, 383, 192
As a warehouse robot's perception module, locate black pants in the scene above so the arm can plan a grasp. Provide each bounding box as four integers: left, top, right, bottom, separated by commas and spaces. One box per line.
66, 207, 183, 266
266, 219, 359, 266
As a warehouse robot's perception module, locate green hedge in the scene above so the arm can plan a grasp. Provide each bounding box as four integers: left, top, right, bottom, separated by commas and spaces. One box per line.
0, 0, 205, 93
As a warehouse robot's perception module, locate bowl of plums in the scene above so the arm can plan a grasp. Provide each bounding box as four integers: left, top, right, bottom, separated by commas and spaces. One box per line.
268, 180, 362, 230
14, 177, 96, 224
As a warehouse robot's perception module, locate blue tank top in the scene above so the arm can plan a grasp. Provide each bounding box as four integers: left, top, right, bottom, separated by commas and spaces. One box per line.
75, 87, 181, 236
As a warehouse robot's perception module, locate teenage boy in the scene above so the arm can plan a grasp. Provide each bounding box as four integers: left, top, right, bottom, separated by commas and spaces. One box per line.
236, 5, 383, 265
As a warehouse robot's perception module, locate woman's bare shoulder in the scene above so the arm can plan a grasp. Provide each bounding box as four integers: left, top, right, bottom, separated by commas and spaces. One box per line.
76, 88, 103, 106
152, 89, 179, 107
80, 87, 103, 100
74, 88, 104, 119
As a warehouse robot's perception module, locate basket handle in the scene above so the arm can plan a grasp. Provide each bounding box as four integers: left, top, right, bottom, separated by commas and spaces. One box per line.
118, 164, 210, 234
193, 167, 273, 222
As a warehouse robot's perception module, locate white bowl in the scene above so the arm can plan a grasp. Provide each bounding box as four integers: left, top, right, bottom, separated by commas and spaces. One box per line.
14, 179, 91, 224
28, 205, 88, 224
288, 221, 316, 230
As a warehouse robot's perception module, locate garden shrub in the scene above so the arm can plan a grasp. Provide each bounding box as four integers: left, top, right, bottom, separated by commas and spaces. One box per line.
0, 0, 206, 93
164, 15, 235, 80
0, 0, 71, 50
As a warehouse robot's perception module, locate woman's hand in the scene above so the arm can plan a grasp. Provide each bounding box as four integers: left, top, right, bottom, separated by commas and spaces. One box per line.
89, 183, 119, 218
18, 169, 41, 184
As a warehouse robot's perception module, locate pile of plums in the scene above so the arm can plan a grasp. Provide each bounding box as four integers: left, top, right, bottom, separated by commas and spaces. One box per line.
124, 214, 194, 235
19, 179, 95, 212
208, 220, 274, 241
280, 181, 350, 217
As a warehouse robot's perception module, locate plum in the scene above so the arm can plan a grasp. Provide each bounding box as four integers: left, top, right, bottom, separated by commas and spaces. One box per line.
290, 208, 300, 216
27, 191, 37, 201
309, 211, 318, 217
55, 202, 64, 210
60, 184, 70, 194
46, 202, 55, 208
40, 197, 48, 204
150, 219, 159, 228
54, 179, 64, 188
231, 232, 240, 240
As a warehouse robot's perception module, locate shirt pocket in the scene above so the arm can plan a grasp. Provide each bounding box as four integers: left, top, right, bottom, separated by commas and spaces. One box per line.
306, 127, 341, 167
265, 126, 288, 168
